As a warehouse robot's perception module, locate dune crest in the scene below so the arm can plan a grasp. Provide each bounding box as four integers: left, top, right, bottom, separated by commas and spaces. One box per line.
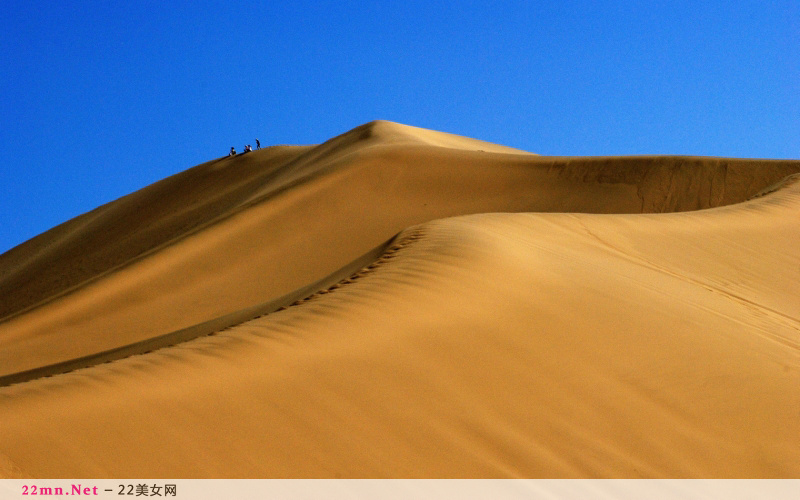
0, 121, 798, 477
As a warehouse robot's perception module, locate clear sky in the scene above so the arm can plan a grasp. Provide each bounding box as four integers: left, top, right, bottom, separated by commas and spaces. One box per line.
1, 0, 798, 254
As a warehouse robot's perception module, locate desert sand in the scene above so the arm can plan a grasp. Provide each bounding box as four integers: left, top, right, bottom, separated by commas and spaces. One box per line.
0, 121, 798, 478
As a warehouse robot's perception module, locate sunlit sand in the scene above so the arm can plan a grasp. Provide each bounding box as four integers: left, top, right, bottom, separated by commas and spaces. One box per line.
1, 121, 798, 477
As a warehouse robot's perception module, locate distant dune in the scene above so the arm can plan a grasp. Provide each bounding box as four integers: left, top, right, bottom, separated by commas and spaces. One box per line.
0, 121, 798, 478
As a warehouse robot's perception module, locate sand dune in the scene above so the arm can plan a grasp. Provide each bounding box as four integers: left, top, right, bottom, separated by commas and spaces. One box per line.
0, 121, 798, 478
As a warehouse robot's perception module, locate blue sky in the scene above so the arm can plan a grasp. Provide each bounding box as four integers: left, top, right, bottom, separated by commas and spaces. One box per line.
1, 1, 798, 253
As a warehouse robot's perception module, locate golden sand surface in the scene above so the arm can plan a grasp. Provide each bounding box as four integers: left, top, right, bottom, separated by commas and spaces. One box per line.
0, 121, 798, 477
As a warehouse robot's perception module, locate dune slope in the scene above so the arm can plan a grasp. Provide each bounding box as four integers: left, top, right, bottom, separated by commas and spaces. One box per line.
0, 121, 798, 478
1, 121, 797, 380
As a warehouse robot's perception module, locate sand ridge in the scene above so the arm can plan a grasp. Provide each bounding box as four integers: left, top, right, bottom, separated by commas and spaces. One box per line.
0, 121, 798, 478
2, 122, 797, 380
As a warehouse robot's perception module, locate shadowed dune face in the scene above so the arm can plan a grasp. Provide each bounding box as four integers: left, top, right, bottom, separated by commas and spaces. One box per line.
0, 121, 798, 478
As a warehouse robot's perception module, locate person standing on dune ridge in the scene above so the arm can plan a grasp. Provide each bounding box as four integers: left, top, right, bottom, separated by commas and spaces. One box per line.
256, 139, 260, 149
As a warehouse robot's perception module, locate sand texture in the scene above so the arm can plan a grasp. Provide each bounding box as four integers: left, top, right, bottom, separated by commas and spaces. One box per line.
0, 121, 798, 478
